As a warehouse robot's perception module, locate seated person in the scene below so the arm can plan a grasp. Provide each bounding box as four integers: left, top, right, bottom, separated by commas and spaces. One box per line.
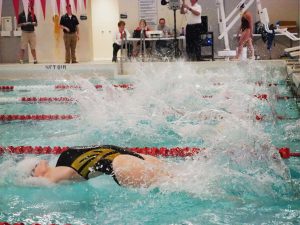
132, 19, 151, 56
156, 18, 173, 57
112, 20, 133, 62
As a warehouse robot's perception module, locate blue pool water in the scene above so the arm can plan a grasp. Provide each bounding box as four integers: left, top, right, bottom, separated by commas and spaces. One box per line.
0, 61, 299, 224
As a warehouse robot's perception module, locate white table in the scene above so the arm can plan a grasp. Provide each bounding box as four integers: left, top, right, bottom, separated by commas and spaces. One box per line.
126, 36, 185, 58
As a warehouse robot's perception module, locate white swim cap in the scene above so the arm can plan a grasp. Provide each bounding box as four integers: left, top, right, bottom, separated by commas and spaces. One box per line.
16, 157, 40, 178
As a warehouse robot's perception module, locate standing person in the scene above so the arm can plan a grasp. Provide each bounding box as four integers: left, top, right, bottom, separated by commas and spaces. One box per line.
18, 1, 38, 64
60, 4, 80, 64
235, 4, 255, 60
180, 0, 202, 61
112, 21, 132, 62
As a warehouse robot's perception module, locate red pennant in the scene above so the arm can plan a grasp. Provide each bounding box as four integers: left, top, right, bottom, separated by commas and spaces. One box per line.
56, 0, 61, 15
31, 0, 35, 20
84, 0, 86, 10
66, 0, 70, 6
13, 0, 20, 22
40, 0, 46, 19
74, 0, 77, 12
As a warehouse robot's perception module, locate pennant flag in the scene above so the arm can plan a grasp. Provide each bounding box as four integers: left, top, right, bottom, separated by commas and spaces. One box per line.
77, 0, 83, 14
74, 0, 77, 12
66, 0, 70, 6
0, 0, 3, 21
61, 0, 66, 14
56, 0, 61, 15
40, 0, 46, 19
30, 0, 35, 20
34, 0, 42, 20
13, 0, 20, 22
84, 0, 86, 11
50, 0, 56, 15
22, 0, 29, 21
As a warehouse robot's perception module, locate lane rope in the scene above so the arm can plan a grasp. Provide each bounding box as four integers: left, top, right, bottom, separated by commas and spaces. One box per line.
0, 146, 202, 157
0, 84, 133, 92
0, 114, 78, 121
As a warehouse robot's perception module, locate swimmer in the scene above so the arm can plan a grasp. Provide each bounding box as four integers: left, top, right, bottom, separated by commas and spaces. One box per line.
234, 3, 255, 60
29, 145, 170, 188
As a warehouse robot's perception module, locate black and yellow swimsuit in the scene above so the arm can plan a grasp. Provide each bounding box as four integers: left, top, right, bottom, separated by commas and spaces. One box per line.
56, 145, 144, 184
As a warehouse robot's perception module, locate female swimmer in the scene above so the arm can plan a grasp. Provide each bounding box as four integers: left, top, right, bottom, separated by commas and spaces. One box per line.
30, 145, 170, 188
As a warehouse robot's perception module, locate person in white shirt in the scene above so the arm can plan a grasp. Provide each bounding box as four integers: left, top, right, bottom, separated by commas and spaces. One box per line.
180, 0, 202, 61
112, 21, 132, 62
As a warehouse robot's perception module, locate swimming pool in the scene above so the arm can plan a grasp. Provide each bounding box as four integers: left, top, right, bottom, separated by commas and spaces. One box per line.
0, 61, 299, 225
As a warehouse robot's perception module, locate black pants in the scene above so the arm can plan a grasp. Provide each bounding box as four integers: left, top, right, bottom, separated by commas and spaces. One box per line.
186, 23, 202, 61
112, 43, 133, 61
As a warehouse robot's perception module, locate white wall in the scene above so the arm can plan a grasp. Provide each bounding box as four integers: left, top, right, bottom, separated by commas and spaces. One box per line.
32, 0, 93, 63
91, 0, 119, 61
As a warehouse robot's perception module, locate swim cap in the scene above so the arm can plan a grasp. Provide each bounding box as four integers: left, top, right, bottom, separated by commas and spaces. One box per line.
16, 157, 40, 178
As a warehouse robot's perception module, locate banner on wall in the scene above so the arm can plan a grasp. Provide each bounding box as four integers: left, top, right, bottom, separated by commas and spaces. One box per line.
13, 0, 20, 21
138, 0, 157, 27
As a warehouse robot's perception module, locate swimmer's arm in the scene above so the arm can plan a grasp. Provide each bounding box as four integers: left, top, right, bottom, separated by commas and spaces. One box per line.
46, 167, 79, 183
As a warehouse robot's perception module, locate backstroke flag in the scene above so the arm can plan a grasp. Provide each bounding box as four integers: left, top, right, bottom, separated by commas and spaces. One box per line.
13, 0, 20, 22
0, 0, 2, 22
22, 0, 29, 20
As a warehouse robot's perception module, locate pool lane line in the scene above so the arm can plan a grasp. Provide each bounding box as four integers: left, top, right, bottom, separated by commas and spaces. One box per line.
0, 84, 134, 92
0, 113, 295, 122
0, 114, 78, 121
0, 146, 298, 159
0, 146, 202, 158
0, 81, 285, 92
1, 93, 297, 104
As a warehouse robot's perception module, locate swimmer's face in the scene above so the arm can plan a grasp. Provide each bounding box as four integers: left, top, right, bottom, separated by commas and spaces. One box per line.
32, 160, 49, 177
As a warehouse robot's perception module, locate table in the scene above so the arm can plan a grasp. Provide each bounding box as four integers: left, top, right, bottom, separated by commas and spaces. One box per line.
126, 36, 185, 59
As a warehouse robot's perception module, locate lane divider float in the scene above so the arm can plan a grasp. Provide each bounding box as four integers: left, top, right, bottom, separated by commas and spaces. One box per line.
278, 147, 300, 159
0, 84, 133, 92
0, 146, 297, 159
254, 94, 298, 101
0, 97, 75, 104
0, 114, 78, 121
0, 146, 202, 158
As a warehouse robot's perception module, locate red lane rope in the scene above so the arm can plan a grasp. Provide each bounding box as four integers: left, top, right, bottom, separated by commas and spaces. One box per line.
0, 113, 290, 122
0, 146, 202, 157
254, 94, 297, 101
278, 147, 300, 159
255, 114, 289, 121
0, 146, 298, 159
0, 86, 14, 91
0, 114, 78, 121
254, 81, 280, 87
0, 84, 133, 92
0, 223, 68, 225
20, 97, 75, 103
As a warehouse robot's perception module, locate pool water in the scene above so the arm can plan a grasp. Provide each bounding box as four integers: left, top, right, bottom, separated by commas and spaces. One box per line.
0, 61, 299, 225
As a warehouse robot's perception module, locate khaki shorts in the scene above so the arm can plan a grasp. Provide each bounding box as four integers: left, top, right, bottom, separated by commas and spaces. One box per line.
21, 31, 36, 50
